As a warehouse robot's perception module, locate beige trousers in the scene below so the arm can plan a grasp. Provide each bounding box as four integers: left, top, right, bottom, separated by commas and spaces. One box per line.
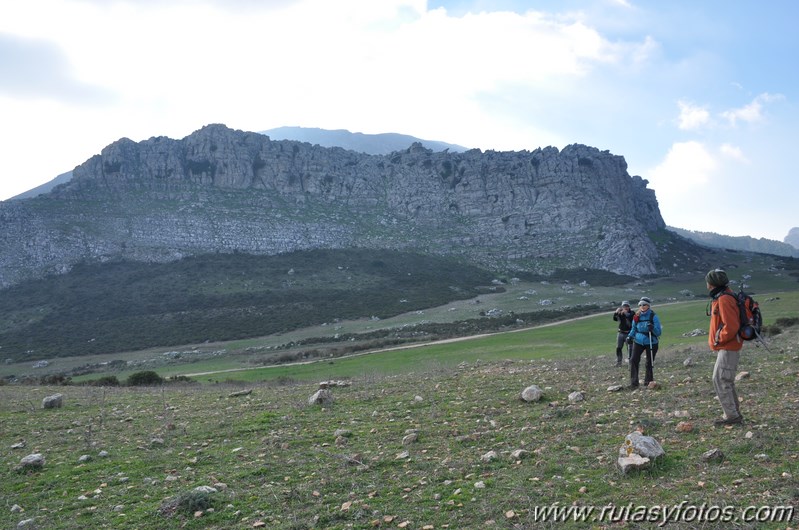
713, 349, 741, 420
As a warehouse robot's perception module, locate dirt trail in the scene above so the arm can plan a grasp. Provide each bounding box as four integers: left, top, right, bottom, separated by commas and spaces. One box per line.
181, 311, 604, 378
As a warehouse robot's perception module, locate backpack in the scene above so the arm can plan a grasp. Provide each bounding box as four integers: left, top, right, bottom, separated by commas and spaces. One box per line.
723, 290, 763, 341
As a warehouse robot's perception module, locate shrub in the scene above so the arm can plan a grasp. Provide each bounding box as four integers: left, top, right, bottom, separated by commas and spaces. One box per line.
158, 489, 215, 517
126, 370, 163, 386
166, 375, 196, 384
90, 375, 120, 387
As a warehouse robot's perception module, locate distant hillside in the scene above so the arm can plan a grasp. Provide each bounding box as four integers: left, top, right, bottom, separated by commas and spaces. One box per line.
786, 227, 799, 249
5, 129, 467, 201
9, 171, 72, 200
261, 126, 468, 155
668, 226, 799, 257
0, 124, 668, 288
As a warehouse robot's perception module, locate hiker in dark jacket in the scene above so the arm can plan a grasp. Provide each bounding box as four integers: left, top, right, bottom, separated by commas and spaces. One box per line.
612, 301, 634, 366
627, 297, 662, 389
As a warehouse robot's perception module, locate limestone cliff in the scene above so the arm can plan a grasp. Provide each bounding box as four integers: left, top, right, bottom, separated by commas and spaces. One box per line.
0, 124, 666, 287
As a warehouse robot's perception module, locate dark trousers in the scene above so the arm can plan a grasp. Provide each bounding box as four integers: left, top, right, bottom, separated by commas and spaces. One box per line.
630, 342, 657, 387
615, 332, 632, 362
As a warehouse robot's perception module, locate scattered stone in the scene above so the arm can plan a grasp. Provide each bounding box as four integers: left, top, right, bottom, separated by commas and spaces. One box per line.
78, 455, 92, 463
568, 391, 585, 403
402, 432, 419, 445
308, 389, 334, 406
11, 505, 22, 513
319, 380, 350, 388
228, 389, 252, 398
17, 519, 35, 528
647, 381, 660, 390
333, 429, 352, 438
481, 450, 498, 462
618, 453, 651, 474
735, 371, 750, 382
673, 410, 691, 418
520, 385, 543, 402
683, 329, 706, 337
193, 486, 218, 494
42, 393, 63, 409
754, 453, 769, 461
607, 385, 624, 392
19, 453, 45, 470
510, 449, 529, 460
395, 451, 410, 460
619, 432, 664, 460
98, 450, 109, 458
10, 442, 25, 449
675, 421, 693, 433
745, 431, 754, 439
414, 395, 423, 402
683, 357, 693, 367
702, 448, 725, 462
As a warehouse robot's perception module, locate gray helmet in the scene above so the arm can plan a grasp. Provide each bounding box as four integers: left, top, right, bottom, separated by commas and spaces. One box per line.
705, 268, 729, 287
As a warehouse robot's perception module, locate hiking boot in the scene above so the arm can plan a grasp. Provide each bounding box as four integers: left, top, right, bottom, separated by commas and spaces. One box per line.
714, 415, 744, 426
615, 361, 622, 367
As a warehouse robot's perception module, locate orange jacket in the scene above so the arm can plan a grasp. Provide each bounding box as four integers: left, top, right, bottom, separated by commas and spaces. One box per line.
708, 288, 743, 351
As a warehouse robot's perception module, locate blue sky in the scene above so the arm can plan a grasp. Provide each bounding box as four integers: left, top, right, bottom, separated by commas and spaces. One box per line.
1, 0, 796, 241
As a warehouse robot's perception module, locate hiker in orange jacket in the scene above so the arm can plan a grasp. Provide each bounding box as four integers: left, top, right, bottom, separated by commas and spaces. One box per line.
706, 268, 744, 426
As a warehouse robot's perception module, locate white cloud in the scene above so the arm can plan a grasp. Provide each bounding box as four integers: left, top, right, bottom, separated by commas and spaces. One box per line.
677, 100, 710, 130
720, 92, 783, 127
648, 141, 717, 198
719, 143, 749, 163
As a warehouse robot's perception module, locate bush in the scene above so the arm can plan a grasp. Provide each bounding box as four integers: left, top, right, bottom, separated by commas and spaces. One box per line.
126, 370, 163, 386
90, 375, 120, 387
166, 375, 196, 384
158, 489, 215, 517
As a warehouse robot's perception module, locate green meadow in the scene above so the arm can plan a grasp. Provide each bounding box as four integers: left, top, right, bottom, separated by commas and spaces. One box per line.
2, 287, 797, 529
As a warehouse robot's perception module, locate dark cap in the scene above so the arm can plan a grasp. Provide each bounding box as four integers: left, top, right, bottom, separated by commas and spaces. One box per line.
705, 268, 729, 287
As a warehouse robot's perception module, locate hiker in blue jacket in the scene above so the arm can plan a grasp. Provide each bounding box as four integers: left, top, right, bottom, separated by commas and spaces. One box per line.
626, 297, 662, 389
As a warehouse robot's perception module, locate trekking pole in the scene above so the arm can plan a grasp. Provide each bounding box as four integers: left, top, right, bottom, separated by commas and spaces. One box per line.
754, 330, 773, 353
648, 330, 654, 366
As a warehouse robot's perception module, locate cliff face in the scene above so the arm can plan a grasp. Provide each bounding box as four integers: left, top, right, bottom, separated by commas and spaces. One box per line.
0, 124, 665, 287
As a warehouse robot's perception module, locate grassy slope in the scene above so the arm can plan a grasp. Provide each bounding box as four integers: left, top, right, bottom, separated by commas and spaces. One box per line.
2, 295, 797, 529
0, 249, 497, 360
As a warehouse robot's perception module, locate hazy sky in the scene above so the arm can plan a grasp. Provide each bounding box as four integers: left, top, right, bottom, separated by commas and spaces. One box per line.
1, 0, 796, 241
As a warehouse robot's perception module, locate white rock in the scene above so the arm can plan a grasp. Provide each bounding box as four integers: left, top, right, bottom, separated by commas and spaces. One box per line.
520, 385, 543, 402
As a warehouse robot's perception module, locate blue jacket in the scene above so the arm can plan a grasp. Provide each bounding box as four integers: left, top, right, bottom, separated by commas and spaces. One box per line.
627, 309, 661, 346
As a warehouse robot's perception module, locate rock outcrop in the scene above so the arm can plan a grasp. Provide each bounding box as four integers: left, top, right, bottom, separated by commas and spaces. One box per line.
0, 124, 666, 287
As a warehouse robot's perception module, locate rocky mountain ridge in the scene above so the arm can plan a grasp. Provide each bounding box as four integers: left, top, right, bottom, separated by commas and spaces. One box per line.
0, 124, 666, 288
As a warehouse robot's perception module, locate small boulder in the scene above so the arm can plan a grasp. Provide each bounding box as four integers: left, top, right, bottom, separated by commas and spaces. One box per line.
619, 432, 664, 460
520, 385, 543, 402
568, 391, 585, 403
675, 421, 693, 433
42, 393, 63, 409
308, 389, 334, 406
19, 453, 45, 470
701, 448, 724, 462
618, 453, 650, 474
402, 432, 419, 445
481, 450, 498, 462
